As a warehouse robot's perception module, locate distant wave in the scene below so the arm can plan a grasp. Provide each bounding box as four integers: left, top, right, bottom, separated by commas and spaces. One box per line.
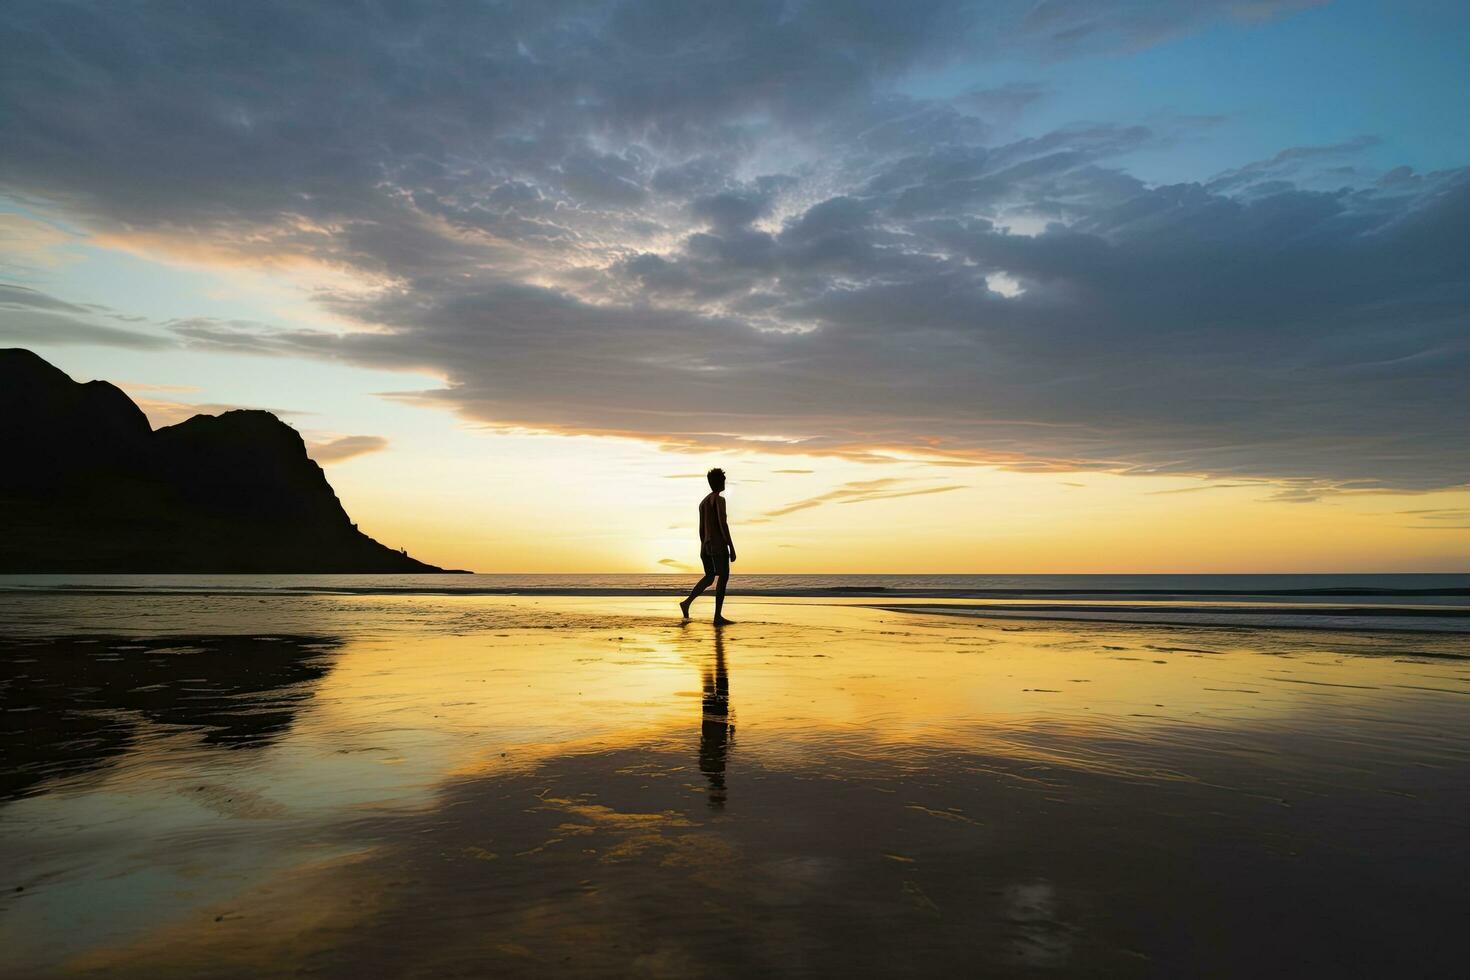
3, 571, 1469, 599
874, 602, 1470, 634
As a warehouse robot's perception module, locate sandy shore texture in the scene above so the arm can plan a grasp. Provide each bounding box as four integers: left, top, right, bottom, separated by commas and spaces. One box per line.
3, 595, 1469, 977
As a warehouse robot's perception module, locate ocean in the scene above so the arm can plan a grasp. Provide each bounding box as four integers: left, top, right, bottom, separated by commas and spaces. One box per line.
4, 572, 1467, 633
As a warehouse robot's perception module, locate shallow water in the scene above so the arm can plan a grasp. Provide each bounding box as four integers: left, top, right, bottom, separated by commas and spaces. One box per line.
3, 595, 1470, 977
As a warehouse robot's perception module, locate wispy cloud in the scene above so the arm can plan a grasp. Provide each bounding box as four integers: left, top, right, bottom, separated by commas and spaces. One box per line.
0, 284, 171, 350
129, 393, 312, 429
1147, 483, 1259, 496
0, 214, 75, 272
117, 381, 204, 395
308, 435, 390, 464
1397, 509, 1470, 530
764, 478, 965, 519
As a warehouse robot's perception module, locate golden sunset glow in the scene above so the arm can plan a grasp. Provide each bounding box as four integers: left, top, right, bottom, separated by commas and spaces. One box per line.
305, 429, 1470, 572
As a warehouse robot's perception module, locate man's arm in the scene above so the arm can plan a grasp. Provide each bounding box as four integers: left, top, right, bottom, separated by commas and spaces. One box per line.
698, 499, 706, 543
718, 497, 735, 561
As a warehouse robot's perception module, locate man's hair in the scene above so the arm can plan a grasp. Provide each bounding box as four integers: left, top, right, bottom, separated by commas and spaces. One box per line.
706, 467, 726, 490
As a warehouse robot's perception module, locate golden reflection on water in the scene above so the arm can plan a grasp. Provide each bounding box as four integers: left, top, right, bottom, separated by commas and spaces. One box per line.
2, 597, 1469, 977
698, 629, 732, 809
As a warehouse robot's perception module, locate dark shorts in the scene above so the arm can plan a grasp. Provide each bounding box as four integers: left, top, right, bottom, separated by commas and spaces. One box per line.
701, 542, 730, 577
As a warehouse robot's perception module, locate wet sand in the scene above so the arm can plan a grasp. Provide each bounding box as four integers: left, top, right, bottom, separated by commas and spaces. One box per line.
3, 595, 1469, 977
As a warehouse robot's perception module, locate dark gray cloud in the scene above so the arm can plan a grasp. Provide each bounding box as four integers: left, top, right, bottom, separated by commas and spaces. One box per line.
2, 0, 1465, 494
0, 284, 171, 349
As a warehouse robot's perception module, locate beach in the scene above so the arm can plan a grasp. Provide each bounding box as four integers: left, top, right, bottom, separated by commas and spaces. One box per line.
3, 588, 1470, 977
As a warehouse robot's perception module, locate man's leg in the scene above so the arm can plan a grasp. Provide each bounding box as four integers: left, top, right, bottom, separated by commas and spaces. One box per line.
713, 571, 730, 622
681, 573, 715, 618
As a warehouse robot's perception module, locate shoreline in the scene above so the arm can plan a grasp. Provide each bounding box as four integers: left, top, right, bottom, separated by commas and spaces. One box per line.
4, 578, 1469, 635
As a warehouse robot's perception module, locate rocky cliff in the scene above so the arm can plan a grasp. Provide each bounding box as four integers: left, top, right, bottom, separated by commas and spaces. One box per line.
0, 348, 448, 572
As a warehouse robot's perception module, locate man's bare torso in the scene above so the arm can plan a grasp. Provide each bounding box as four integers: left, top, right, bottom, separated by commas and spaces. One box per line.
699, 492, 726, 547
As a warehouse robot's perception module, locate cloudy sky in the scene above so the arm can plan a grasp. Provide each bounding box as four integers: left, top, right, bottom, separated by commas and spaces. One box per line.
2, 0, 1467, 572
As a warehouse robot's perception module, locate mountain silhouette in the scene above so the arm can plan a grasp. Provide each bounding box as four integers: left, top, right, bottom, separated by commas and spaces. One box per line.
0, 348, 450, 572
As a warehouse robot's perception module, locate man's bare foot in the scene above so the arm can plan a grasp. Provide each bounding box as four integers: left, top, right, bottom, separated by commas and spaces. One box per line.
679, 599, 692, 619
713, 616, 734, 626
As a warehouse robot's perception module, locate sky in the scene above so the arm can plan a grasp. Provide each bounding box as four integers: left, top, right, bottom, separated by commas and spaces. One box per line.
1, 0, 1468, 573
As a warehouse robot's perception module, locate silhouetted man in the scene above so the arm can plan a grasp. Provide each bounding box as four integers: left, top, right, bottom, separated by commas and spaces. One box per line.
680, 467, 735, 624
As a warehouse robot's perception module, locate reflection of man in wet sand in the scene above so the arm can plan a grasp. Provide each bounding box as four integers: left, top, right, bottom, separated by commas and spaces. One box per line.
680, 468, 736, 624
698, 630, 732, 808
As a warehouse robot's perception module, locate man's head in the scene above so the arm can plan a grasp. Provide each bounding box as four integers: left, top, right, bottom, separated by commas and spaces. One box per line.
707, 467, 726, 492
